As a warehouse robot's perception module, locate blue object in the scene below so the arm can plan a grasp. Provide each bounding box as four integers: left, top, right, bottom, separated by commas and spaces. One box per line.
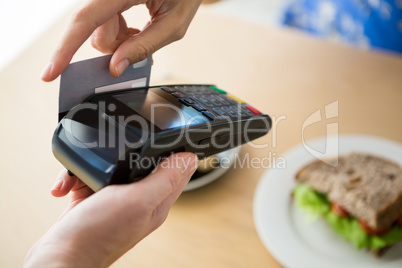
282, 0, 402, 53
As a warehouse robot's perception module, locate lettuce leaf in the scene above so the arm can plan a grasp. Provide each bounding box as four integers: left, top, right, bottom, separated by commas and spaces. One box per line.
293, 184, 402, 250
324, 211, 369, 249
371, 227, 402, 250
293, 183, 330, 221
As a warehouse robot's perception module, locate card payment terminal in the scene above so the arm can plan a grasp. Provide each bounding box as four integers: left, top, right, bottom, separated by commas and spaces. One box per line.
52, 84, 271, 191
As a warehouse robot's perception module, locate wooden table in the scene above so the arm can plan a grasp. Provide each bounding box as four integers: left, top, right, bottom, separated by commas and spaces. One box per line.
1, 6, 401, 267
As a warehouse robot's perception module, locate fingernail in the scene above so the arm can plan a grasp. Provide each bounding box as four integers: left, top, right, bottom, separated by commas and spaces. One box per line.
40, 62, 53, 80
115, 59, 130, 77
51, 178, 63, 191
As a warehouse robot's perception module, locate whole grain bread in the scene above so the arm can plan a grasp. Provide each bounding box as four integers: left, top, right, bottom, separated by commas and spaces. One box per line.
296, 153, 402, 230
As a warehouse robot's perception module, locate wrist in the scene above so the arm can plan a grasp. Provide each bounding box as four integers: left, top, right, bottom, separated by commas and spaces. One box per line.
24, 229, 107, 268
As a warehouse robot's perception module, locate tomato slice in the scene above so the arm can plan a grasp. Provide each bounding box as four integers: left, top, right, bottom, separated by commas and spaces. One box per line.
331, 202, 349, 217
359, 220, 391, 236
397, 217, 402, 227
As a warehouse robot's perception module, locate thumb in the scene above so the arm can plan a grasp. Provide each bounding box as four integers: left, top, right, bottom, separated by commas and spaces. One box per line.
109, 15, 186, 77
131, 153, 199, 207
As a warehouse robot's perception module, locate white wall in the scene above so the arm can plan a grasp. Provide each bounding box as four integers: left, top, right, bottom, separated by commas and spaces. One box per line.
0, 0, 80, 71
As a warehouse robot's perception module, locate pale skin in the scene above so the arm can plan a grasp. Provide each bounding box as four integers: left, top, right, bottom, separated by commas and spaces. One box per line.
40, 0, 202, 81
28, 0, 202, 266
25, 153, 199, 267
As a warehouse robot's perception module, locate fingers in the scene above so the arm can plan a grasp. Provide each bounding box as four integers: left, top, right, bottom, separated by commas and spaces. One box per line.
42, 154, 197, 266
126, 153, 198, 222
109, 0, 202, 77
51, 170, 94, 200
41, 0, 201, 81
90, 14, 122, 54
137, 153, 198, 201
51, 170, 78, 197
90, 13, 141, 54
40, 0, 137, 82
135, 153, 198, 227
109, 17, 178, 77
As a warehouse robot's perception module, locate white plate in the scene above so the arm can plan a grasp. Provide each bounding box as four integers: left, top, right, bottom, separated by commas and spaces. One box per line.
184, 147, 241, 191
253, 135, 402, 268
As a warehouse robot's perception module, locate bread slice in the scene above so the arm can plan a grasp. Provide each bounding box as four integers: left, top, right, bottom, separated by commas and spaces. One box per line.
296, 153, 402, 230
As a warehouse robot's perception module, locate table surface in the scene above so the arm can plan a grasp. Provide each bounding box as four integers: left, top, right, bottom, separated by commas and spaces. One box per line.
1, 5, 401, 268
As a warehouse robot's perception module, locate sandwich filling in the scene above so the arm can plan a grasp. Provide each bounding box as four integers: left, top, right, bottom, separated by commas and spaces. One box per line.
293, 184, 402, 250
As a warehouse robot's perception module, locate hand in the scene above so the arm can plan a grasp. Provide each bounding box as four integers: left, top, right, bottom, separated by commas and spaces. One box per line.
41, 0, 202, 81
24, 153, 198, 267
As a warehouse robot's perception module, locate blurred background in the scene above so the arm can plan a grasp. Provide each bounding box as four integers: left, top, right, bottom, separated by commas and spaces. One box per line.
0, 0, 290, 71
1, 0, 401, 267
2, 0, 401, 72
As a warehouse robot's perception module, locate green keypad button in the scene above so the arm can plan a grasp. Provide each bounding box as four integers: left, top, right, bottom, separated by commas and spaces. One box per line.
210, 85, 227, 94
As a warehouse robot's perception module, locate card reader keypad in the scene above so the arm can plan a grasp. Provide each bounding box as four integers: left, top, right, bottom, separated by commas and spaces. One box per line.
160, 85, 261, 121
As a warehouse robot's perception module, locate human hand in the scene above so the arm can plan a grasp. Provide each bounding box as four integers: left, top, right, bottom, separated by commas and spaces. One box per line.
24, 153, 198, 267
41, 0, 202, 81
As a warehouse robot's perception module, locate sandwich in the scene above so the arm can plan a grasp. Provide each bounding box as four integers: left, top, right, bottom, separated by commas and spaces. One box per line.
292, 153, 402, 256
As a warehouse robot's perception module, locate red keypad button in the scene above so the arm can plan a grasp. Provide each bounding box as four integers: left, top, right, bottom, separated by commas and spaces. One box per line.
245, 105, 262, 115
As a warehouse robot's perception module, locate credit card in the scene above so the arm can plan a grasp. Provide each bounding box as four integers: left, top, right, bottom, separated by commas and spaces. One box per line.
59, 54, 152, 120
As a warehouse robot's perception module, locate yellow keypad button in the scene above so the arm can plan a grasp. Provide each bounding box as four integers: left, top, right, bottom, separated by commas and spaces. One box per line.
227, 94, 245, 104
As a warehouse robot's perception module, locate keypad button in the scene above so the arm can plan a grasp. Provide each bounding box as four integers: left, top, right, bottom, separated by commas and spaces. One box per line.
212, 107, 230, 118
227, 106, 241, 116
191, 104, 207, 111
201, 111, 217, 120
185, 86, 204, 95
179, 98, 196, 106
227, 94, 245, 104
174, 86, 184, 91
239, 106, 254, 116
162, 86, 261, 118
171, 92, 186, 98
193, 96, 214, 107
210, 85, 227, 94
177, 86, 193, 94
213, 96, 230, 105
227, 106, 250, 117
221, 106, 239, 117
175, 85, 204, 95
245, 105, 262, 115
208, 96, 223, 106
219, 95, 237, 104
199, 85, 218, 94
160, 87, 175, 93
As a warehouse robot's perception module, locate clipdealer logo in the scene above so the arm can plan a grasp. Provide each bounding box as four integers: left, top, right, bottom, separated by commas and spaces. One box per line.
61, 101, 272, 162
129, 151, 287, 171
61, 99, 339, 170
301, 100, 339, 166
